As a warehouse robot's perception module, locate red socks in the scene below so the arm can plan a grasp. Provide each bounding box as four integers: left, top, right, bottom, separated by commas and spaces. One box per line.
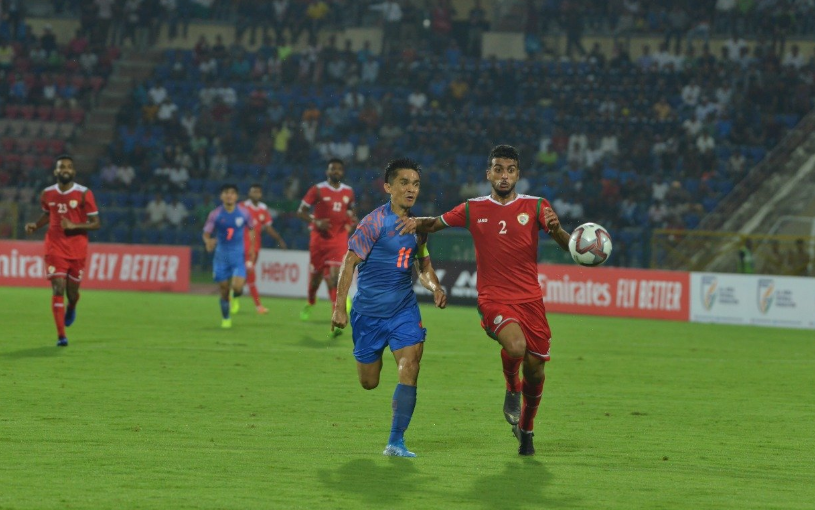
328, 287, 338, 311
519, 377, 545, 432
52, 296, 66, 338
248, 283, 261, 307
500, 349, 523, 393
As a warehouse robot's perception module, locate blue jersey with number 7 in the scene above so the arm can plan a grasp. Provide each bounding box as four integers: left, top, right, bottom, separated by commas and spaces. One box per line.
348, 202, 429, 318
203, 205, 253, 255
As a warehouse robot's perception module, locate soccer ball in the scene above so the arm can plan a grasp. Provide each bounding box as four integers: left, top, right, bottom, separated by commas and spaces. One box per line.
568, 223, 612, 267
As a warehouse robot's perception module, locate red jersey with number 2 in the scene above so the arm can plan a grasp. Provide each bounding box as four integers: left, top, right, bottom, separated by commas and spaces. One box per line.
440, 194, 551, 304
40, 183, 99, 260
300, 181, 355, 247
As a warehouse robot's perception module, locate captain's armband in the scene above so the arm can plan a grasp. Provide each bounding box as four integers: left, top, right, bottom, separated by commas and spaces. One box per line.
415, 242, 430, 259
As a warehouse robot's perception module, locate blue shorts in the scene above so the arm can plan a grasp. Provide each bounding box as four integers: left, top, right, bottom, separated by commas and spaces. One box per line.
212, 249, 246, 282
350, 304, 427, 364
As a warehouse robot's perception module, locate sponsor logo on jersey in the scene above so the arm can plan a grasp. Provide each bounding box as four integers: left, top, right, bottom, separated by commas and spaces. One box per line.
69, 200, 78, 209
323, 196, 331, 201
517, 213, 529, 226
478, 218, 488, 223
494, 315, 503, 324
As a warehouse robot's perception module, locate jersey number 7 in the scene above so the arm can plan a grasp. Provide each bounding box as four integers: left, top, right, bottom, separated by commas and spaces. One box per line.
226, 227, 235, 240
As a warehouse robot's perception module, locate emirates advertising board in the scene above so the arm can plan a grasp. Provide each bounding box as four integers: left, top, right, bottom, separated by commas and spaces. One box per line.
0, 240, 190, 292
411, 260, 691, 322
691, 273, 815, 330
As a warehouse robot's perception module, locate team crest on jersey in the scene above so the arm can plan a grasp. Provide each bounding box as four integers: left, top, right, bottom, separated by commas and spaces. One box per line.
258, 214, 265, 222
236, 217, 244, 227
494, 315, 503, 324
69, 200, 78, 209
342, 196, 350, 204
517, 213, 529, 226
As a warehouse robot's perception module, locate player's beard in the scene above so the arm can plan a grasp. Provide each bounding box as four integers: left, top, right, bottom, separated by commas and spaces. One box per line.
57, 173, 73, 185
493, 182, 515, 198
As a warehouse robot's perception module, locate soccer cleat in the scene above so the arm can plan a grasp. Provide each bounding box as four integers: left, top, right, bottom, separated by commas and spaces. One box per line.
328, 328, 343, 339
57, 337, 69, 347
503, 390, 521, 425
230, 298, 240, 314
512, 424, 535, 456
256, 305, 269, 314
221, 318, 232, 329
383, 439, 417, 458
64, 307, 76, 327
299, 304, 312, 321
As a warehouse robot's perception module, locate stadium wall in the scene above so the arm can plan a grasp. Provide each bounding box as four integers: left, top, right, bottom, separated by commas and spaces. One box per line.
0, 240, 190, 292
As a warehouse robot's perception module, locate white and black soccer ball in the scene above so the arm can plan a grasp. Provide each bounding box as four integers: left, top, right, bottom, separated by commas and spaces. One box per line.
568, 223, 612, 267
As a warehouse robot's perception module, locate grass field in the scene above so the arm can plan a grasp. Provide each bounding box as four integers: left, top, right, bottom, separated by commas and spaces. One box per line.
1, 287, 814, 510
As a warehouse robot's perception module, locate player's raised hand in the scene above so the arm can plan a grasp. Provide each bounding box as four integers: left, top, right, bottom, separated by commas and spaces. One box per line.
314, 219, 331, 231
60, 217, 76, 230
543, 207, 562, 233
331, 307, 348, 331
25, 222, 38, 234
395, 217, 417, 235
434, 288, 447, 309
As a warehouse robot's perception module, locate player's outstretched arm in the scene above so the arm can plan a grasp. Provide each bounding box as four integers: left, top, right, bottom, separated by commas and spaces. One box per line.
25, 212, 49, 234
544, 207, 570, 251
265, 225, 288, 249
395, 217, 447, 235
332, 250, 363, 331
414, 257, 447, 309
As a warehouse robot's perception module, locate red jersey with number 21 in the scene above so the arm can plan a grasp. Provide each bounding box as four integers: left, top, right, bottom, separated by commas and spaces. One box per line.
40, 183, 99, 260
441, 194, 551, 304
300, 181, 355, 246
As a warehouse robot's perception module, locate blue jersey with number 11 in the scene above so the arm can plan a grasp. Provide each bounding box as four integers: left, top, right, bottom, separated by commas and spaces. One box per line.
349, 202, 428, 318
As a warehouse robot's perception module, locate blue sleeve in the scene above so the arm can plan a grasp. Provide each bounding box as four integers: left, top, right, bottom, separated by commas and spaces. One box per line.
348, 212, 383, 260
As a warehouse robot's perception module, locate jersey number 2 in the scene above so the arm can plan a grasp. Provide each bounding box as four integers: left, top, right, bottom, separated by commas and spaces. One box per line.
498, 220, 507, 234
396, 247, 412, 268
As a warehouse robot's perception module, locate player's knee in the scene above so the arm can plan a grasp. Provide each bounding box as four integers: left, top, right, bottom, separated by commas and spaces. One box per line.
505, 339, 526, 359
360, 378, 379, 390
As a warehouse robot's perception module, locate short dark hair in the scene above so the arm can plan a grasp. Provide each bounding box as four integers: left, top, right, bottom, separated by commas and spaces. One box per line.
55, 154, 73, 164
249, 183, 262, 190
384, 158, 422, 184
488, 145, 520, 166
327, 158, 345, 167
220, 183, 238, 193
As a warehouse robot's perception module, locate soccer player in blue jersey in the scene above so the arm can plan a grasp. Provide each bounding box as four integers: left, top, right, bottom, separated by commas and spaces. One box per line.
203, 184, 255, 329
332, 158, 447, 458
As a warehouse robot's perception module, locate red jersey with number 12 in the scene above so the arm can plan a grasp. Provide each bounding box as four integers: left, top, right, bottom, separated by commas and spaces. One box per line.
441, 194, 552, 304
40, 183, 99, 260
242, 199, 273, 253
300, 181, 355, 246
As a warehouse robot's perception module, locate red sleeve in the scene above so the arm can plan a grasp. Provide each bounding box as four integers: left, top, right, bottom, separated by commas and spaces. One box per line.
440, 202, 467, 228
301, 185, 318, 207
536, 198, 551, 233
40, 191, 49, 212
83, 189, 99, 215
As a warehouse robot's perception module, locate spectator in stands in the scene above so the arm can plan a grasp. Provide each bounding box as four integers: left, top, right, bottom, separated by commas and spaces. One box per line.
0, 41, 14, 70
116, 163, 136, 188
209, 149, 228, 179
101, 160, 119, 187
168, 165, 190, 191
166, 197, 189, 228
788, 239, 812, 276
360, 54, 380, 83
782, 43, 805, 69
726, 150, 747, 178
459, 176, 479, 200
146, 193, 169, 227
148, 81, 168, 105
369, 0, 402, 54
737, 238, 755, 273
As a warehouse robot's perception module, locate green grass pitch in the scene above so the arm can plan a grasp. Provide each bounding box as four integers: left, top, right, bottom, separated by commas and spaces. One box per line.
1, 286, 814, 509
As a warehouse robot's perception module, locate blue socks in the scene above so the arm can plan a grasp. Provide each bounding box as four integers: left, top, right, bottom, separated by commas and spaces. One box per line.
220, 299, 230, 319
388, 383, 417, 445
